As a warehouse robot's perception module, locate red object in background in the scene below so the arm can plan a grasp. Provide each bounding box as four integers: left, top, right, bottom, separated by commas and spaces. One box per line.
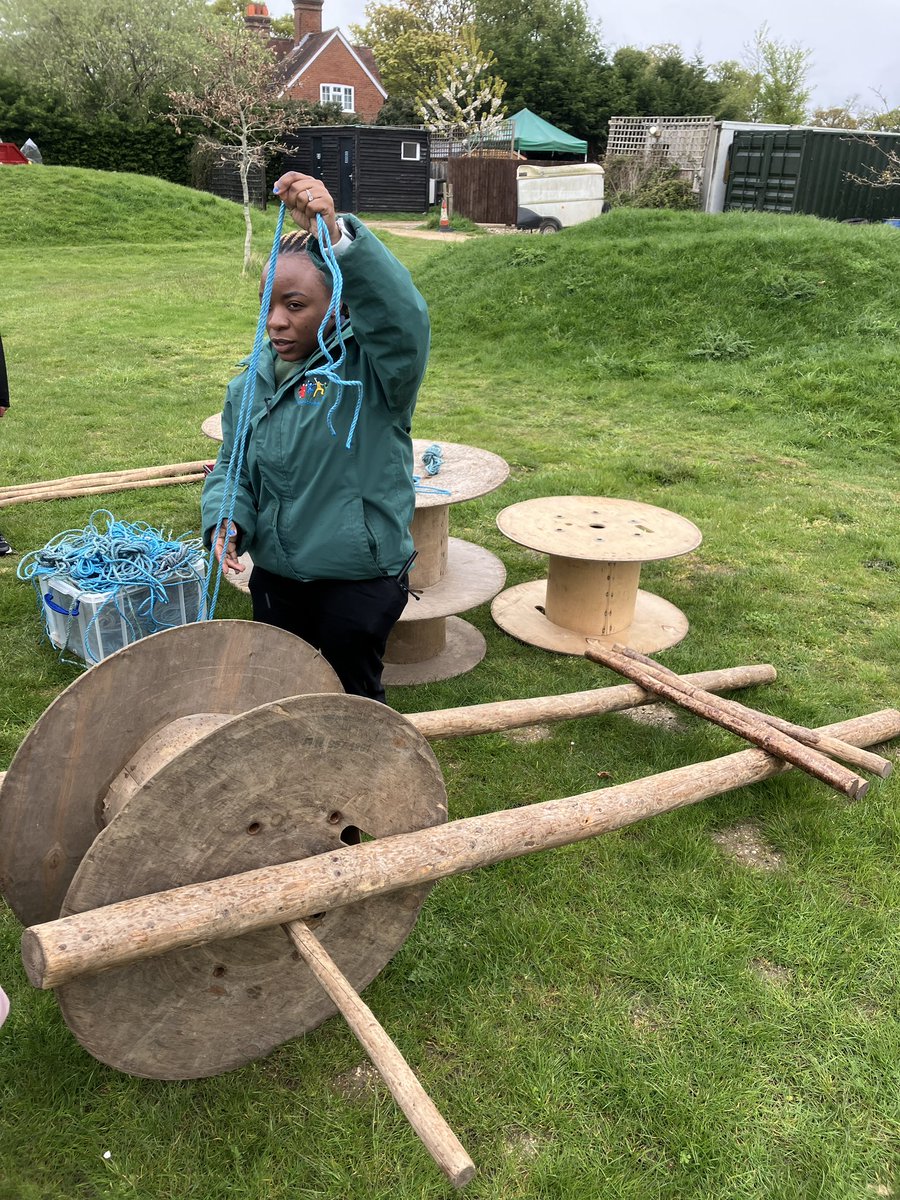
0, 144, 28, 164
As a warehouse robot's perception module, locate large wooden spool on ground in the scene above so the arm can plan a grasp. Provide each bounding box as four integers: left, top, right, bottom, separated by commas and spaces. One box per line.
0, 622, 447, 1078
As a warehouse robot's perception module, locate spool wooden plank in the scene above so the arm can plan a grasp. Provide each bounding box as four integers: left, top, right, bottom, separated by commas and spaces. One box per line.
492, 580, 689, 656
496, 497, 702, 562
53, 694, 448, 1079
24, 708, 900, 997
0, 621, 342, 926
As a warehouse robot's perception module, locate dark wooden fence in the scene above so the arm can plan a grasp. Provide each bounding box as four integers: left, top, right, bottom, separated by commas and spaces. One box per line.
447, 156, 518, 224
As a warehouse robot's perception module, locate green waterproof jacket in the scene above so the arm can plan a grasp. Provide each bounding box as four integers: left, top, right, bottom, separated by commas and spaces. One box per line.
201, 216, 430, 581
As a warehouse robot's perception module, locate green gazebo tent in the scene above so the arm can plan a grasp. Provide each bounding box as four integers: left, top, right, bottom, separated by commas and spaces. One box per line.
509, 108, 588, 158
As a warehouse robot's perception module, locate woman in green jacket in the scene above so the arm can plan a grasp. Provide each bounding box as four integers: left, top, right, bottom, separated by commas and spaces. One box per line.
202, 172, 430, 702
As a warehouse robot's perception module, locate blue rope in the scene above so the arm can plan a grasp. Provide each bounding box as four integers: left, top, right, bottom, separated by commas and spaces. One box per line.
206, 203, 286, 620
421, 443, 443, 475
206, 206, 366, 619
17, 510, 205, 664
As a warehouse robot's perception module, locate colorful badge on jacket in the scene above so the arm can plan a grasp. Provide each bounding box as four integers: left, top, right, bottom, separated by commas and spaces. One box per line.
296, 377, 328, 406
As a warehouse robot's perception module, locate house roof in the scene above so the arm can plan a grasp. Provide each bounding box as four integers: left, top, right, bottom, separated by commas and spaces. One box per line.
278, 28, 387, 98
509, 108, 588, 155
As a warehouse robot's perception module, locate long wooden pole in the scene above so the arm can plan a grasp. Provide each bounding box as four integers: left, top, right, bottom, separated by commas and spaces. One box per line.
0, 461, 209, 501
585, 644, 868, 799
610, 645, 892, 779
22, 709, 899, 991
285, 920, 476, 1189
406, 663, 776, 739
0, 473, 205, 509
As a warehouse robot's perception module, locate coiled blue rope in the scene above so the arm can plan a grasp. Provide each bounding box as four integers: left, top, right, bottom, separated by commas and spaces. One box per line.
17, 510, 205, 664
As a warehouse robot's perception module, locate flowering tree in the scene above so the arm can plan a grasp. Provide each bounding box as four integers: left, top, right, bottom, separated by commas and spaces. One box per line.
168, 24, 296, 274
417, 28, 507, 142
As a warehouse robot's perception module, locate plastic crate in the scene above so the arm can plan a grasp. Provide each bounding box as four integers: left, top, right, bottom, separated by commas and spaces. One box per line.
36, 560, 206, 664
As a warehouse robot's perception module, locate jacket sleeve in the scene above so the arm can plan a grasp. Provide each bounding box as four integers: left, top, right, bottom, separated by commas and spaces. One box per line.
200, 372, 259, 550
309, 216, 430, 410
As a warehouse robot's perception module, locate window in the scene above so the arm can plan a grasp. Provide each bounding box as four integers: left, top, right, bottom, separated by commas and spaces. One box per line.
320, 84, 355, 112
401, 141, 421, 161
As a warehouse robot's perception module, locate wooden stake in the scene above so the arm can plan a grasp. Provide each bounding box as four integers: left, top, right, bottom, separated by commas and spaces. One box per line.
0, 474, 205, 509
22, 709, 899, 991
0, 461, 209, 500
585, 644, 868, 799
285, 920, 476, 1189
611, 645, 892, 779
408, 663, 776, 740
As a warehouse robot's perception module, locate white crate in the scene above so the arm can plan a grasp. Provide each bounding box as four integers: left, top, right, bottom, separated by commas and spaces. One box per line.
36, 560, 207, 664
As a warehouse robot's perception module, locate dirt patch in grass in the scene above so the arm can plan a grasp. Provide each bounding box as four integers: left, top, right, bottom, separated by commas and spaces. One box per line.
711, 820, 785, 870
331, 1061, 382, 1100
504, 725, 553, 744
501, 1126, 545, 1160
750, 958, 792, 987
629, 997, 664, 1033
622, 703, 688, 731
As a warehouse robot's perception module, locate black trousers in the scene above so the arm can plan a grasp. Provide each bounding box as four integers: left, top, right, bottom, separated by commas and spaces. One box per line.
248, 564, 408, 703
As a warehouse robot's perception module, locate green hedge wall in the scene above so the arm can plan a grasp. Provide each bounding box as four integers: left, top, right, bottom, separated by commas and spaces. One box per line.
0, 83, 197, 184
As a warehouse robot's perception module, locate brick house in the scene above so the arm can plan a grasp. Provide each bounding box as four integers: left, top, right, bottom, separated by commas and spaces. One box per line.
245, 0, 387, 122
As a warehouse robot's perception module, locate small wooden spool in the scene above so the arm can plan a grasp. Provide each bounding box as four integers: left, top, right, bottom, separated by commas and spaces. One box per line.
384, 440, 509, 685
492, 497, 702, 656
201, 418, 509, 684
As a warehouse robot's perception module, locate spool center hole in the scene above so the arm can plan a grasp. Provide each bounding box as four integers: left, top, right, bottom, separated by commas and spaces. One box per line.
246, 821, 261, 835
212, 965, 227, 978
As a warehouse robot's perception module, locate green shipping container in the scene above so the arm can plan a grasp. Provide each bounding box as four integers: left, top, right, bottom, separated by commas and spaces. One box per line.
725, 128, 900, 221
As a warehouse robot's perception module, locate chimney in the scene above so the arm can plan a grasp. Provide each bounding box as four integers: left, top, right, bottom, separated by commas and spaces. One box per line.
293, 0, 323, 43
244, 1, 272, 36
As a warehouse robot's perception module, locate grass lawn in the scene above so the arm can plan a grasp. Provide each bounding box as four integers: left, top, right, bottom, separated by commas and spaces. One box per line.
0, 167, 898, 1200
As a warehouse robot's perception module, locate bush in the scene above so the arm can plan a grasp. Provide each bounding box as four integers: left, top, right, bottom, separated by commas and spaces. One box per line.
602, 154, 697, 211
0, 78, 196, 184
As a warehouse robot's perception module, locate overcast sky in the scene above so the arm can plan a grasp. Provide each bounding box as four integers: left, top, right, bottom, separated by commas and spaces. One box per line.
269, 0, 900, 112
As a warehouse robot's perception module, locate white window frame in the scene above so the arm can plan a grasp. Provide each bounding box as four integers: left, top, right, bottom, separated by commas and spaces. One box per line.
401, 141, 421, 161
320, 84, 355, 112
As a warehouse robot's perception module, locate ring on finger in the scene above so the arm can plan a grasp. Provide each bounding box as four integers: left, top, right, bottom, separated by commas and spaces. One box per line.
306, 189, 314, 202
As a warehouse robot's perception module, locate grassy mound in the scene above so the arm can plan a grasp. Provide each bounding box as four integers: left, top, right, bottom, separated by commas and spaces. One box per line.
417, 207, 900, 462
0, 164, 271, 247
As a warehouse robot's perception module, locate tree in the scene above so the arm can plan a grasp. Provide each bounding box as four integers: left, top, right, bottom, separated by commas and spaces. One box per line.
742, 23, 812, 124
168, 24, 299, 275
351, 0, 470, 101
0, 0, 215, 118
606, 46, 725, 120
473, 0, 608, 143
417, 27, 506, 140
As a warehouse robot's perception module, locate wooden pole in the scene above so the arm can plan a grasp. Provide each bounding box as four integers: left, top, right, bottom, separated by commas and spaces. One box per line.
0, 462, 209, 501
0, 474, 206, 509
407, 663, 776, 740
585, 644, 868, 799
611, 645, 892, 779
22, 709, 899, 991
285, 920, 476, 1189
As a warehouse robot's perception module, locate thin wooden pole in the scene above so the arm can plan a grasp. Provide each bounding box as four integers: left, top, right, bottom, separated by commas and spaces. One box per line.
611, 644, 892, 779
285, 920, 476, 1189
0, 474, 205, 509
407, 663, 776, 740
21, 709, 900, 991
0, 462, 209, 501
585, 644, 868, 799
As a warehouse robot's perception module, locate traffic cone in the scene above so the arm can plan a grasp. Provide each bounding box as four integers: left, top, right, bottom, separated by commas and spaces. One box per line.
439, 192, 451, 231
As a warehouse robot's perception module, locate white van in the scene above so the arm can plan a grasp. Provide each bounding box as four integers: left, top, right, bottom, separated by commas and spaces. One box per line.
516, 163, 607, 233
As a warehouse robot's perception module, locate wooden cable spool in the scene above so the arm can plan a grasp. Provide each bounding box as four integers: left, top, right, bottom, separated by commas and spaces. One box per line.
2, 621, 894, 1187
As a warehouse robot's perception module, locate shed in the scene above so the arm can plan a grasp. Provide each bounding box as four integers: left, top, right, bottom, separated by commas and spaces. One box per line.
279, 125, 430, 214
509, 109, 588, 159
